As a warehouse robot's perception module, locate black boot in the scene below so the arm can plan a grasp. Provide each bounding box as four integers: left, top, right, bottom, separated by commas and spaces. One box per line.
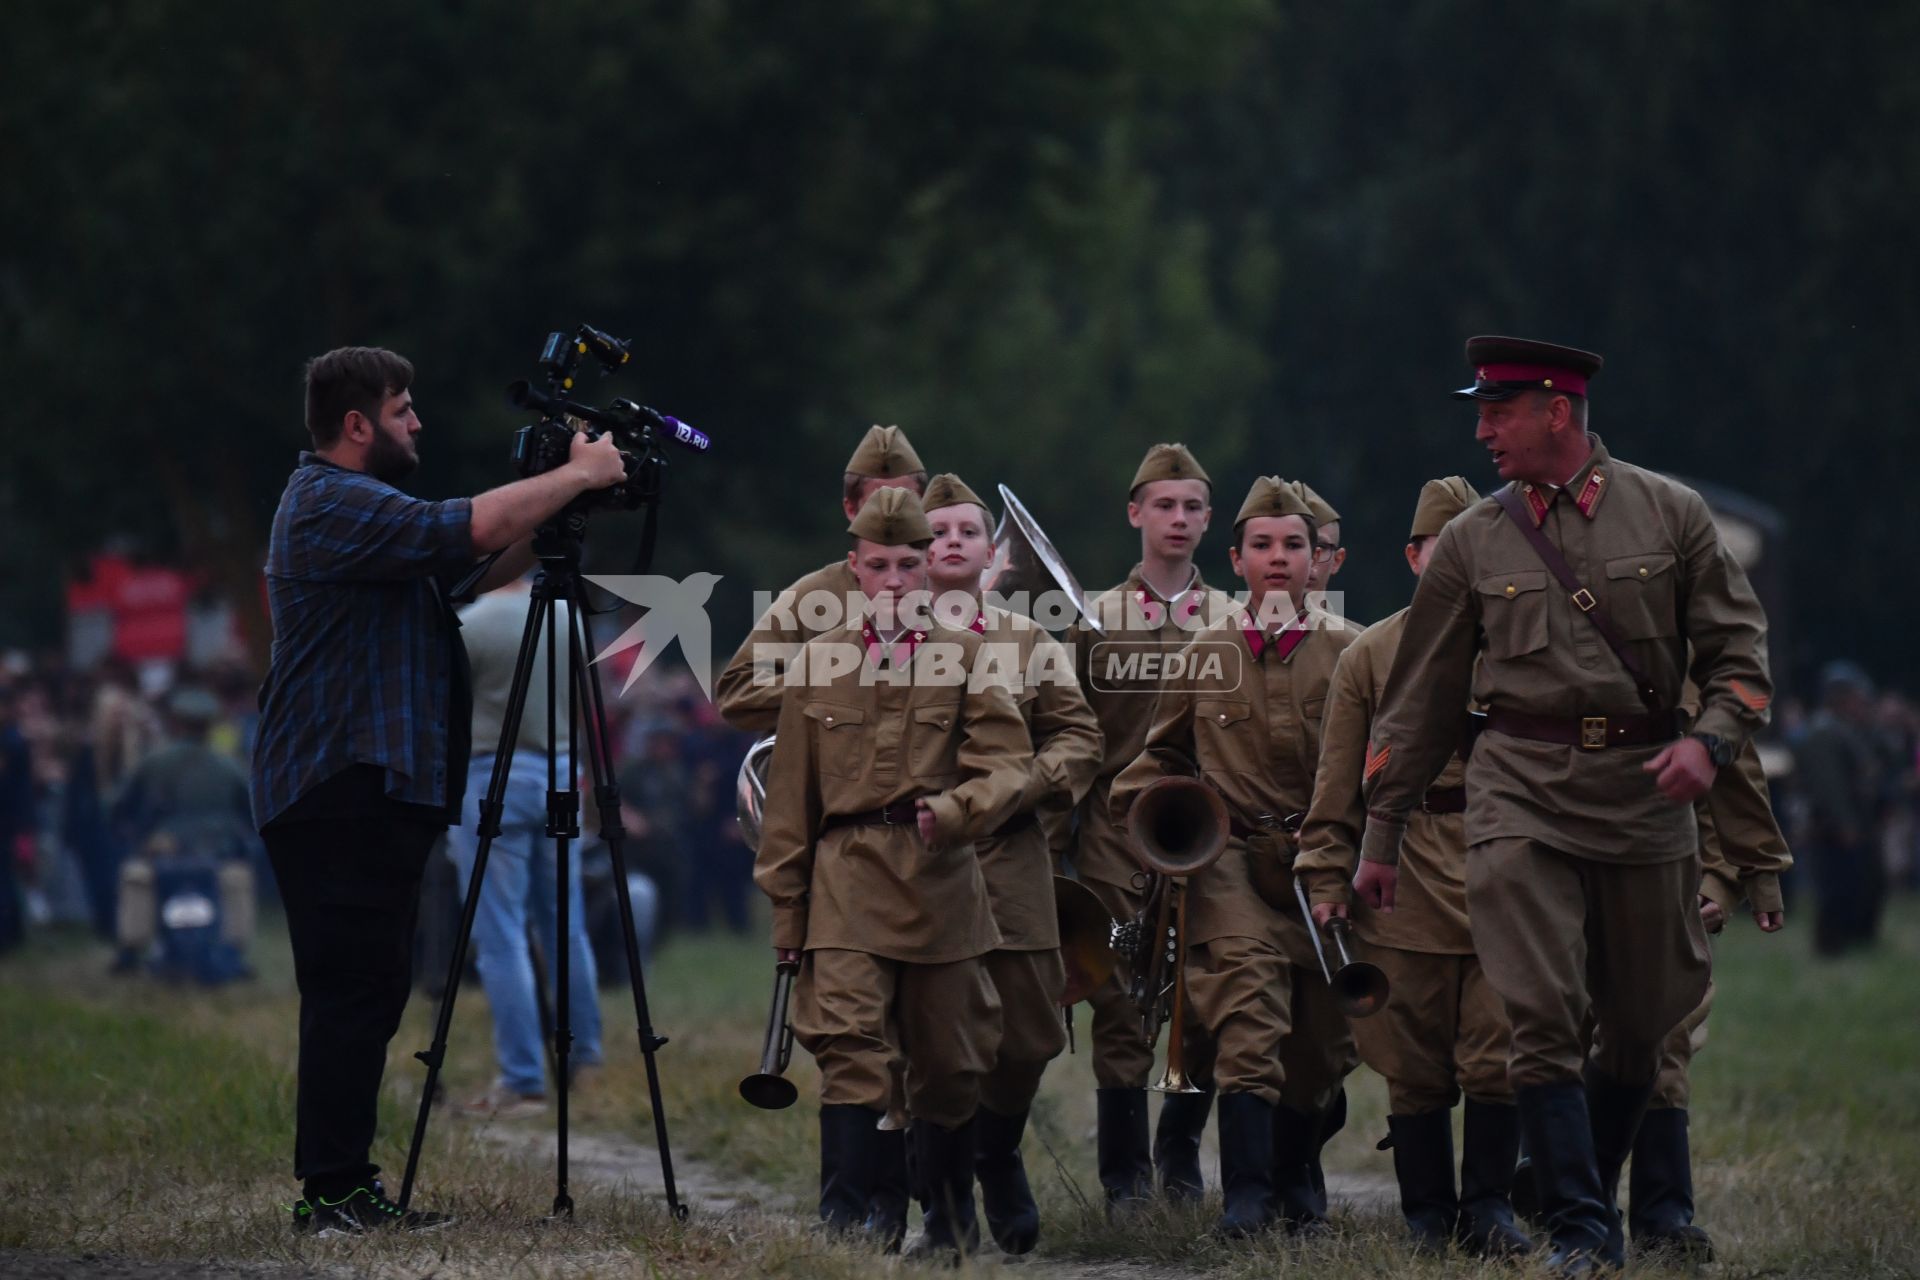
1272, 1102, 1332, 1235
1307, 1087, 1348, 1218
1515, 1083, 1616, 1275
1458, 1099, 1536, 1258
1154, 1086, 1214, 1202
974, 1106, 1040, 1254
1096, 1087, 1153, 1212
1586, 1069, 1655, 1267
866, 1125, 909, 1252
1387, 1110, 1458, 1251
1629, 1107, 1714, 1262
905, 1116, 980, 1260
818, 1104, 882, 1234
1215, 1092, 1278, 1238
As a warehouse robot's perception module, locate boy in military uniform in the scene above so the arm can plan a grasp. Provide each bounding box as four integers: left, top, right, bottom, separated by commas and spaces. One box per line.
921, 473, 1103, 1253
1356, 337, 1781, 1273
1299, 476, 1533, 1257
1110, 477, 1359, 1237
716, 425, 929, 733
1064, 443, 1237, 1208
754, 487, 1033, 1257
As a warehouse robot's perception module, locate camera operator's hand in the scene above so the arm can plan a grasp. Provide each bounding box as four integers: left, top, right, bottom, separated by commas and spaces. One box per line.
569, 430, 628, 491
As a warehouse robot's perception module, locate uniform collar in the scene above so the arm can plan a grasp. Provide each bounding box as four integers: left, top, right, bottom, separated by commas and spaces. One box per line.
1515, 433, 1612, 526
1243, 608, 1310, 662
861, 616, 929, 666
1128, 563, 1207, 626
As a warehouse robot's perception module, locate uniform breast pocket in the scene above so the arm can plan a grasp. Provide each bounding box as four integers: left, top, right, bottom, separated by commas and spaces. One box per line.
1195, 697, 1253, 763
907, 701, 961, 780
804, 702, 866, 779
1475, 570, 1551, 659
1604, 552, 1679, 640
1299, 693, 1327, 754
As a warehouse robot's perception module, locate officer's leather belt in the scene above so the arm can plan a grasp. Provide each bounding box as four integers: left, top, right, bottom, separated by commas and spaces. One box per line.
1482, 707, 1680, 751
821, 802, 920, 832
1421, 786, 1468, 814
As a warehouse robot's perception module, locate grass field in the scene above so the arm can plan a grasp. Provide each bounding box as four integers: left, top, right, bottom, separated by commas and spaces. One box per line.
2, 898, 1917, 1278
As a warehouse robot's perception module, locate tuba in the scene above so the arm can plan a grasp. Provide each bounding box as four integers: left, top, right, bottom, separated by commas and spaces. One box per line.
733, 734, 777, 853
983, 484, 1104, 634
1117, 776, 1229, 1094
1055, 874, 1120, 1006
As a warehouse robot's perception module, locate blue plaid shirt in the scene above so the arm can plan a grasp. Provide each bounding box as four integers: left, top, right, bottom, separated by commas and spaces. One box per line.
251, 453, 477, 828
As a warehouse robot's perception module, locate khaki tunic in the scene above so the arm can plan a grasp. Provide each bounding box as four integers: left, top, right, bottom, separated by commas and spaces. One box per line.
753, 620, 1032, 962
975, 605, 1104, 951
1297, 606, 1472, 952
1109, 613, 1359, 1102
1360, 436, 1773, 868
715, 558, 861, 735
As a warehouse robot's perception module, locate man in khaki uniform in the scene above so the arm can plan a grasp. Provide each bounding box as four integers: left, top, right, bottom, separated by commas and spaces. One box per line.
1300, 476, 1532, 1257
1111, 477, 1359, 1237
754, 487, 1033, 1257
716, 425, 929, 734
921, 474, 1104, 1253
1355, 336, 1781, 1274
1292, 481, 1348, 602
1064, 442, 1237, 1208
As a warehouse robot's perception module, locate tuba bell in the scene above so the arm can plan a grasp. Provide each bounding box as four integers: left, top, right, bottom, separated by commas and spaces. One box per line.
733, 734, 777, 854
983, 484, 1104, 634
1054, 874, 1120, 1006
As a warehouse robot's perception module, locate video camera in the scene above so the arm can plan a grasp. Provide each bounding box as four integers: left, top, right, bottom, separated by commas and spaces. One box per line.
507, 324, 710, 513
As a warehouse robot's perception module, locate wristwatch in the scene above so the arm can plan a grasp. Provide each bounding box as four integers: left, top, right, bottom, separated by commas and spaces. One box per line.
1688, 732, 1734, 769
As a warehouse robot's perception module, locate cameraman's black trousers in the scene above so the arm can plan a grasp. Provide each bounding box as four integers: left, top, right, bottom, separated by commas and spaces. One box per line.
265, 814, 441, 1201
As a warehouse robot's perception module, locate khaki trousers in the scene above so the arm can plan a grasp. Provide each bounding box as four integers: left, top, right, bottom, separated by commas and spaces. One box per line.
1083, 876, 1159, 1088
981, 947, 1068, 1116
1467, 839, 1709, 1089
1180, 935, 1352, 1107
1352, 943, 1513, 1113
1650, 980, 1713, 1109
792, 948, 1001, 1129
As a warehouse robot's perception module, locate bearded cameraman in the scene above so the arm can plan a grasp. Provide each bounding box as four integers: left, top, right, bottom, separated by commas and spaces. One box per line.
251, 346, 626, 1236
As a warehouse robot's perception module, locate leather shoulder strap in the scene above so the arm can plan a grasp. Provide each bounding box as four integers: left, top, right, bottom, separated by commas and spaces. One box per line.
1492, 487, 1664, 713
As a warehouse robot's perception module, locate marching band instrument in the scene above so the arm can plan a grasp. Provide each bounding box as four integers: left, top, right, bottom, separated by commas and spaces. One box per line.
1055, 874, 1120, 1005
1291, 876, 1390, 1018
733, 734, 777, 854
1114, 776, 1229, 1094
984, 484, 1104, 634
739, 959, 800, 1109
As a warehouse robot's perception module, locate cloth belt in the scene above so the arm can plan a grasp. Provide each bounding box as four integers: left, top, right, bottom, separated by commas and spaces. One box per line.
820, 801, 920, 832
1420, 786, 1468, 814
1482, 707, 1681, 750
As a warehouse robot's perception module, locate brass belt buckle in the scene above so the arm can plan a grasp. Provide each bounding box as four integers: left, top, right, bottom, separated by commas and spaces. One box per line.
1580, 716, 1608, 750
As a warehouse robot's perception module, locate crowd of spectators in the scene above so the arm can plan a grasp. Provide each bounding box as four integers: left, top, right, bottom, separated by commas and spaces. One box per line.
1, 646, 1914, 964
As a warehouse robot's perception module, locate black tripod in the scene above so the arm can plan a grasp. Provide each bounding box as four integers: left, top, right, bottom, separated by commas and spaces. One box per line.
397, 519, 685, 1221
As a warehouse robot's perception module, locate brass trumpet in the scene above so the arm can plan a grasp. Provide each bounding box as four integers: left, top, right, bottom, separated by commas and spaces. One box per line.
739, 960, 800, 1109
1291, 876, 1390, 1018
1117, 776, 1229, 1095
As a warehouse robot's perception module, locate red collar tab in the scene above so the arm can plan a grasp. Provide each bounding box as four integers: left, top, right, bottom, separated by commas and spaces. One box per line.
1574, 468, 1605, 518
967, 612, 987, 635
1522, 484, 1552, 526
862, 618, 927, 665
1244, 611, 1309, 662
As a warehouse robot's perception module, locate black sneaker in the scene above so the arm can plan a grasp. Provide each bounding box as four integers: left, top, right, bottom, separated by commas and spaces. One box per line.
292, 1180, 455, 1236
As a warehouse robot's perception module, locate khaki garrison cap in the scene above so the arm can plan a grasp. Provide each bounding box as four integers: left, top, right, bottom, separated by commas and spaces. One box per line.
1410, 476, 1480, 538
1290, 480, 1340, 526
847, 486, 934, 546
921, 473, 987, 514
1233, 476, 1316, 529
845, 424, 926, 478
1129, 442, 1211, 494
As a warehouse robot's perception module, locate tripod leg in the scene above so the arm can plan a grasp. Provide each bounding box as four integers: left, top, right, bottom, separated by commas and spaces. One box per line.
567, 598, 688, 1220
546, 594, 580, 1220
397, 589, 550, 1210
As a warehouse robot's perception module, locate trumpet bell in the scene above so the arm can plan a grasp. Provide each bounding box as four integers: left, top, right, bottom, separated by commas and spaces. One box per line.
1128, 777, 1229, 877
1054, 875, 1119, 1005
738, 1072, 799, 1111
733, 734, 777, 854
984, 484, 1104, 634
1335, 960, 1391, 1019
